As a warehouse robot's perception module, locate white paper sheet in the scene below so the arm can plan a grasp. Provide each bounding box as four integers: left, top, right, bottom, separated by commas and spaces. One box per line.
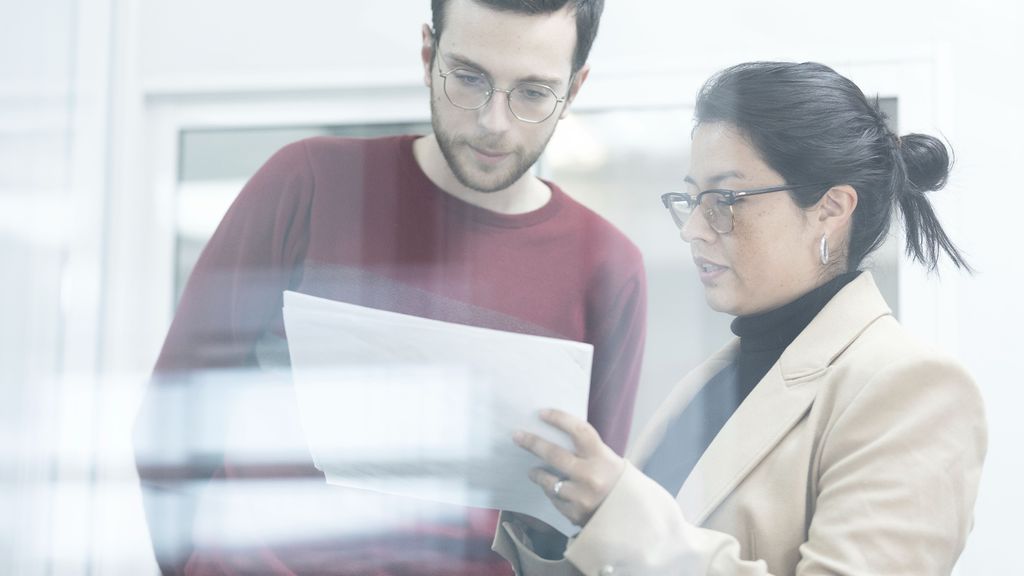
282, 290, 593, 536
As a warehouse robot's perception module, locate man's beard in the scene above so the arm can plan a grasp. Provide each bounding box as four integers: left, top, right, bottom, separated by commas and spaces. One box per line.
430, 96, 555, 193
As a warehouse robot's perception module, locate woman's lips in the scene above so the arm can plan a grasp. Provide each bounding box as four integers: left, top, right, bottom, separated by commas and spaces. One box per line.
694, 257, 729, 283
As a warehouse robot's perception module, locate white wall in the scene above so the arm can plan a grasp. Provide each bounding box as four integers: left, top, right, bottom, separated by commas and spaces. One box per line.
942, 3, 1024, 572
140, 0, 431, 93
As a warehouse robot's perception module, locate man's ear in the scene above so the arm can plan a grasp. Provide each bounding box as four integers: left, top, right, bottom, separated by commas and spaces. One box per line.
558, 63, 590, 120
420, 24, 435, 87
817, 184, 858, 237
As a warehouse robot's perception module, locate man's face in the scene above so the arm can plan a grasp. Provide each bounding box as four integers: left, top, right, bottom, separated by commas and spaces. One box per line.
424, 0, 581, 193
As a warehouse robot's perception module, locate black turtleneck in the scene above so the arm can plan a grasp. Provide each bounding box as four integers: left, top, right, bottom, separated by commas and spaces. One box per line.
642, 271, 861, 497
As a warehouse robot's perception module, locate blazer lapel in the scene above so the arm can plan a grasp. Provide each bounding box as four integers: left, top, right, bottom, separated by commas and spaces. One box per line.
675, 363, 819, 525
641, 273, 893, 526
626, 340, 739, 466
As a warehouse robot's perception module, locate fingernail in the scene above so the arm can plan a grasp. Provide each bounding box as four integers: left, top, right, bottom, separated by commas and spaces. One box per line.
513, 431, 525, 444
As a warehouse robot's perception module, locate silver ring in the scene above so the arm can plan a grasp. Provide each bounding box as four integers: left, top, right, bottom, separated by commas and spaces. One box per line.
553, 479, 565, 498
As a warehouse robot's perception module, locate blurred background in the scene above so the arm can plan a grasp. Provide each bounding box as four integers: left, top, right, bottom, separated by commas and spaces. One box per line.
2, 0, 1020, 573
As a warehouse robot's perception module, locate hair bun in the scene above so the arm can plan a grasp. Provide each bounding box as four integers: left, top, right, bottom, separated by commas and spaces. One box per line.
898, 133, 952, 192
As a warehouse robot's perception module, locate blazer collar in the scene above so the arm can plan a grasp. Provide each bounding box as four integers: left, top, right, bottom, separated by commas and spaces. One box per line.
778, 272, 891, 380
628, 272, 892, 525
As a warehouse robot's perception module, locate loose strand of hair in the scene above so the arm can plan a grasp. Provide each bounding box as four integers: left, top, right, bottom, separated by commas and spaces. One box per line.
897, 190, 974, 273
890, 136, 973, 273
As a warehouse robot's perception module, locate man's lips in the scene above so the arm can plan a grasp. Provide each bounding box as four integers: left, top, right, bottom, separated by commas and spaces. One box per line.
470, 146, 510, 161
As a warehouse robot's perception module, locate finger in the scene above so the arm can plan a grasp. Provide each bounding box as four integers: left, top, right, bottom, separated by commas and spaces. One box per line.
514, 431, 579, 474
551, 496, 584, 526
527, 467, 566, 499
529, 468, 585, 526
540, 409, 602, 454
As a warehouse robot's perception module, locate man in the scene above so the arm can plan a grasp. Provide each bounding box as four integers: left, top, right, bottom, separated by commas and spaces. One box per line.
136, 0, 646, 574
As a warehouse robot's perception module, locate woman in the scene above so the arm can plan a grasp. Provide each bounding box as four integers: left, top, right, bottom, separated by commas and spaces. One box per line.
495, 62, 987, 575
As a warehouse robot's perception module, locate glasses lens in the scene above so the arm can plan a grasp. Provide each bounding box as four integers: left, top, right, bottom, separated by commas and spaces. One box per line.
443, 68, 491, 109
666, 197, 693, 229
509, 83, 558, 122
700, 192, 733, 233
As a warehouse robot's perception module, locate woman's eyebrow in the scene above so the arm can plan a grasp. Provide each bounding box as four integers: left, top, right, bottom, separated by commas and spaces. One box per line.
684, 171, 745, 188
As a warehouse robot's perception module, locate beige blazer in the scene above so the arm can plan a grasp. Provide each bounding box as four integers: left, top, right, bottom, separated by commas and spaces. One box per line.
493, 273, 987, 576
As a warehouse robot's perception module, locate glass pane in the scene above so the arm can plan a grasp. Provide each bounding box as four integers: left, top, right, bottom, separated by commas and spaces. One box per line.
1, 0, 84, 573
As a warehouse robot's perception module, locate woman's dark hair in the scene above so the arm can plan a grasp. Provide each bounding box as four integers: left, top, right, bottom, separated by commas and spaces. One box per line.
431, 0, 604, 74
694, 61, 970, 272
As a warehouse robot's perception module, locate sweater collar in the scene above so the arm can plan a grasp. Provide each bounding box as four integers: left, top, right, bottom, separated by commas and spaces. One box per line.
731, 271, 862, 353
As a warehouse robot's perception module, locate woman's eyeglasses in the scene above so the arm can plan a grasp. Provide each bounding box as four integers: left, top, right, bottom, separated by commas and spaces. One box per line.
661, 183, 828, 234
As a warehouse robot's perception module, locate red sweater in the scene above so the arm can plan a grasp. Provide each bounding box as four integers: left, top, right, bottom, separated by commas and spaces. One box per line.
141, 135, 646, 575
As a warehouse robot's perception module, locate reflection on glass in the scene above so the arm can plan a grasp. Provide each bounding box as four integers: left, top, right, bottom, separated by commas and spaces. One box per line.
135, 368, 482, 570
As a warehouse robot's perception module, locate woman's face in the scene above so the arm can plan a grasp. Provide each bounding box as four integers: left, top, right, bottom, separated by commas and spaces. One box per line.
682, 122, 825, 316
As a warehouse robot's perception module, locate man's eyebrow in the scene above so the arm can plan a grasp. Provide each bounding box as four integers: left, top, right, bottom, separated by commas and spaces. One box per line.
443, 51, 484, 71
442, 50, 566, 88
520, 73, 566, 88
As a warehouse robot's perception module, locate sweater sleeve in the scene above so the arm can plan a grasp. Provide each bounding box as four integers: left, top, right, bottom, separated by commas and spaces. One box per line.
586, 260, 647, 456
134, 140, 315, 574
154, 139, 315, 373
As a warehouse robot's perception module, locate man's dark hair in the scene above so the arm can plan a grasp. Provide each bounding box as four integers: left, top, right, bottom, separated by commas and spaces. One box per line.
431, 0, 604, 73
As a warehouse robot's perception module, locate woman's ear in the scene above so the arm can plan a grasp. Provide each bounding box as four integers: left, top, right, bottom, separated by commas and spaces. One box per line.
817, 184, 858, 236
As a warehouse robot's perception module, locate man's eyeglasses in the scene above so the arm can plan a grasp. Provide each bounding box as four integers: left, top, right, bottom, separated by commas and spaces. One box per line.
433, 40, 572, 124
660, 183, 828, 234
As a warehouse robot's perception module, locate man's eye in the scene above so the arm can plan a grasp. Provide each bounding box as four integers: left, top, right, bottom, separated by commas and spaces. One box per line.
454, 71, 487, 87
519, 86, 549, 100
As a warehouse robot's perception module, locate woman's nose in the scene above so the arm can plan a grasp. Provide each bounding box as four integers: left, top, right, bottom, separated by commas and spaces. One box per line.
679, 206, 715, 244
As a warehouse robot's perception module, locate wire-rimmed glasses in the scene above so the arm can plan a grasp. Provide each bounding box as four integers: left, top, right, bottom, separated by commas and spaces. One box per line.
433, 41, 571, 124
661, 183, 829, 234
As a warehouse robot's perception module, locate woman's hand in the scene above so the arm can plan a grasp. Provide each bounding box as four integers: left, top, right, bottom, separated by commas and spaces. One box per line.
514, 409, 626, 527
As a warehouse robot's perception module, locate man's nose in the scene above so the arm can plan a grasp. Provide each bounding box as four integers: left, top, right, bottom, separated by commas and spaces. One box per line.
477, 89, 514, 133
